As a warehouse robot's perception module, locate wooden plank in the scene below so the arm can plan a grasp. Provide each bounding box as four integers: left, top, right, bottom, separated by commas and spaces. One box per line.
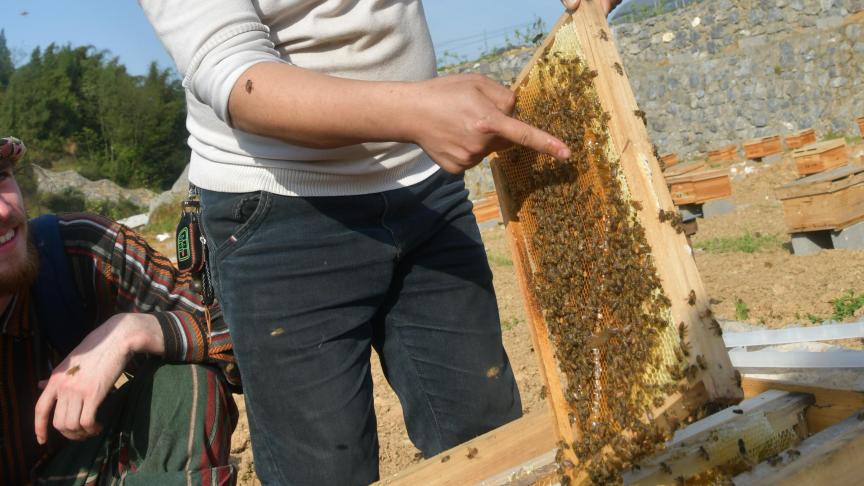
663, 159, 706, 178
857, 116, 864, 138
623, 391, 813, 485
742, 378, 864, 434
376, 409, 557, 486
743, 135, 783, 160
708, 144, 738, 163
660, 153, 679, 167
473, 192, 502, 224
784, 129, 817, 150
733, 407, 864, 486
792, 139, 849, 177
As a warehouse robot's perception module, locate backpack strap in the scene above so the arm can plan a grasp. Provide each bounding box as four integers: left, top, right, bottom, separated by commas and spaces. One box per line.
30, 214, 87, 356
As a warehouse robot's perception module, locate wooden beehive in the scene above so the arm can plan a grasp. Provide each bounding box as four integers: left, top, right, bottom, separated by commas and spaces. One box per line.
775, 165, 864, 232
471, 191, 501, 224
743, 135, 783, 160
660, 152, 679, 167
792, 139, 849, 177
666, 169, 733, 206
487, 9, 740, 484
663, 159, 706, 178
857, 116, 864, 137
784, 129, 817, 150
708, 144, 738, 163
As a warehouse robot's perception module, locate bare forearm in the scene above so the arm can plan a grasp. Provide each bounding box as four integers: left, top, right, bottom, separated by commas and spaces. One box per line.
228, 62, 414, 148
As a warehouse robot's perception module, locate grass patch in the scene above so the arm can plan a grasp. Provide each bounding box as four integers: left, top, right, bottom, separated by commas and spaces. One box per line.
145, 193, 185, 235
487, 252, 513, 267
734, 298, 750, 321
501, 317, 523, 331
695, 232, 782, 254
829, 289, 864, 321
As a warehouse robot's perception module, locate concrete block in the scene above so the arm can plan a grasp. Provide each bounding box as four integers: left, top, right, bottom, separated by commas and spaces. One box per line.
831, 221, 864, 250
791, 231, 833, 256
678, 204, 703, 219
702, 198, 736, 219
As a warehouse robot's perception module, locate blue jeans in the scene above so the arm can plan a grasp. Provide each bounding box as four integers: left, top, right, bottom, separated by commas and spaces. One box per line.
200, 170, 521, 485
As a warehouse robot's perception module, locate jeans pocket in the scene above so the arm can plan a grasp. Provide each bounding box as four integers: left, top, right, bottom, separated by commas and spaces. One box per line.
203, 191, 273, 264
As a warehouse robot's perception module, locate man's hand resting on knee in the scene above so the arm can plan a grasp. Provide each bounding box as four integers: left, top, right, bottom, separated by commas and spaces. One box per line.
34, 314, 164, 444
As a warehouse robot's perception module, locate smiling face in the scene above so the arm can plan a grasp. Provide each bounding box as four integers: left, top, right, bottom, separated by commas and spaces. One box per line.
0, 162, 38, 296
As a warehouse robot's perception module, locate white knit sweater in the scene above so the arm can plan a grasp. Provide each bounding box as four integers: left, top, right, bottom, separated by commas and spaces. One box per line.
139, 0, 439, 196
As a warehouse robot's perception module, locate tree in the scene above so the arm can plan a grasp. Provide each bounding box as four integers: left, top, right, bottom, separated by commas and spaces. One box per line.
0, 30, 13, 90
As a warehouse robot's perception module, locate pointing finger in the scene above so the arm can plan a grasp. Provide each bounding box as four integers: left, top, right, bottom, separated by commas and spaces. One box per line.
479, 114, 571, 160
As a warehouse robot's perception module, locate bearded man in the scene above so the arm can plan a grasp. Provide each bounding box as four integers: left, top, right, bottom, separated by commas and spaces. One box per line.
0, 136, 237, 485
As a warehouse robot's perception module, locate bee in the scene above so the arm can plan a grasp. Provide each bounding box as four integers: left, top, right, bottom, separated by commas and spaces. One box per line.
766, 454, 783, 466
613, 62, 624, 76
466, 447, 479, 459
738, 438, 747, 456
709, 318, 723, 336
696, 355, 707, 370
65, 365, 81, 376
634, 109, 647, 125
678, 322, 687, 341
687, 290, 697, 306
599, 29, 609, 41
245, 79, 254, 94
440, 455, 450, 463
271, 327, 286, 337
787, 449, 801, 460
698, 446, 710, 461
659, 461, 672, 474
732, 408, 744, 415
540, 386, 548, 400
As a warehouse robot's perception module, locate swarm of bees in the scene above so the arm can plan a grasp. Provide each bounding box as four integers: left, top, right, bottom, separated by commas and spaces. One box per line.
495, 44, 703, 483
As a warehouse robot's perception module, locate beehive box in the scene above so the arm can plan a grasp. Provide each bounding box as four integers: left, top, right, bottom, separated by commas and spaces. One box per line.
660, 152, 679, 168
784, 129, 817, 150
488, 9, 740, 484
775, 165, 864, 232
666, 169, 733, 206
471, 191, 501, 224
857, 116, 864, 137
708, 144, 738, 163
792, 139, 849, 177
743, 135, 783, 160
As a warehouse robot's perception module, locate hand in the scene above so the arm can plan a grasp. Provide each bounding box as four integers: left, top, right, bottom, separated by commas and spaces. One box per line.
406, 74, 571, 174
561, 0, 622, 15
34, 314, 164, 444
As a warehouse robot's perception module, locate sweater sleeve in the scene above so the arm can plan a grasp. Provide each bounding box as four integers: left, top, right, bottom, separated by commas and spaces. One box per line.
138, 0, 289, 124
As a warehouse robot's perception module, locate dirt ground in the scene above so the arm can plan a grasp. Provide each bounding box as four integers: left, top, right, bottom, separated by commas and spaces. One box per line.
172, 141, 864, 484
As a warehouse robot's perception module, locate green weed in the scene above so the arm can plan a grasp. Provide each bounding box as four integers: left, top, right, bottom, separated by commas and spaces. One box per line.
734, 298, 749, 321
696, 232, 782, 254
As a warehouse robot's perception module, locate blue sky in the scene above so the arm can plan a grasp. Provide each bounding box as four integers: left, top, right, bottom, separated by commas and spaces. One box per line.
1, 0, 632, 76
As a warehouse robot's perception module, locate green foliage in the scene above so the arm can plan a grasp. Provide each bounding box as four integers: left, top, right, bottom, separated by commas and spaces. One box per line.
829, 289, 864, 322
0, 30, 13, 89
501, 317, 523, 331
40, 187, 87, 213
734, 298, 749, 321
822, 129, 846, 141
0, 44, 188, 191
85, 197, 145, 221
696, 232, 782, 254
773, 65, 783, 75
146, 194, 185, 235
32, 185, 144, 220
